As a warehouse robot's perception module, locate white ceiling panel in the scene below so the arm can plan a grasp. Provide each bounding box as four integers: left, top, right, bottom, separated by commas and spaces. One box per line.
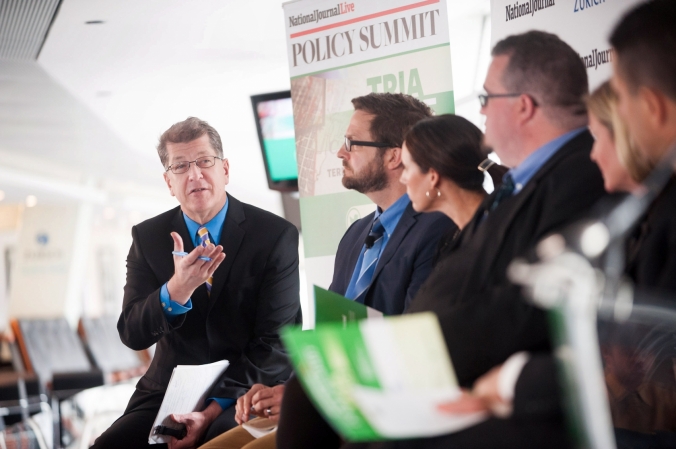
0, 0, 61, 60
0, 0, 491, 212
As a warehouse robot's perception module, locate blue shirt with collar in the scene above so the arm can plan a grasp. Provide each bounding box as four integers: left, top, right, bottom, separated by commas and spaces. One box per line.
159, 197, 229, 315
344, 193, 410, 300
507, 127, 586, 194
159, 198, 232, 410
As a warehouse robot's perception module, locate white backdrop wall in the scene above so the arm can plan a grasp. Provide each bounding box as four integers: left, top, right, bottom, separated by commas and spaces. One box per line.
490, 0, 645, 90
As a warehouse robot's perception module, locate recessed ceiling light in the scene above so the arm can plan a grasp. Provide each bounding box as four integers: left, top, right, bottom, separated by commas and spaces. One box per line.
85, 20, 105, 25
26, 195, 37, 208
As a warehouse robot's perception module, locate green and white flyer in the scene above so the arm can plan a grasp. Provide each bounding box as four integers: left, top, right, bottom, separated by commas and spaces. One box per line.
281, 313, 487, 441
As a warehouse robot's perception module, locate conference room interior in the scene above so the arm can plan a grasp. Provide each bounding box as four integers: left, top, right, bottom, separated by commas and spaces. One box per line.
1, 0, 675, 448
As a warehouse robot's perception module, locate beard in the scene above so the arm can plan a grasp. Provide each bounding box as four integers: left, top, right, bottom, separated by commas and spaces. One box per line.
342, 154, 389, 193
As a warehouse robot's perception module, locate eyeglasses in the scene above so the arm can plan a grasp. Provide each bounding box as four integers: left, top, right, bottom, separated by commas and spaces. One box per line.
478, 93, 538, 107
344, 136, 393, 153
165, 156, 223, 174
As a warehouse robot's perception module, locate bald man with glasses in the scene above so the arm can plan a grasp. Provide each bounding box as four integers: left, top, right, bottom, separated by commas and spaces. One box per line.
92, 117, 301, 449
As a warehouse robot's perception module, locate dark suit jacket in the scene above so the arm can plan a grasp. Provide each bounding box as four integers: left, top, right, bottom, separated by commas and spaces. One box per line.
117, 193, 301, 400
329, 202, 455, 315
625, 175, 676, 295
408, 130, 607, 387
512, 354, 563, 419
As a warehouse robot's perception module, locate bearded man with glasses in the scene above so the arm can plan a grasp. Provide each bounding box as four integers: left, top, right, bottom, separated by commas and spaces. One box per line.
92, 117, 301, 449
333, 92, 455, 314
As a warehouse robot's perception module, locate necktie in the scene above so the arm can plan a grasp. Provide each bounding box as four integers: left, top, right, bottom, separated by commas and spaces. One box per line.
352, 218, 385, 301
489, 174, 515, 212
197, 226, 213, 296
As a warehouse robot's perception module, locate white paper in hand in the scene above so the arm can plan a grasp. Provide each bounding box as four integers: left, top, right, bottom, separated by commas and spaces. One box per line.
351, 386, 488, 438
148, 360, 229, 444
242, 418, 277, 439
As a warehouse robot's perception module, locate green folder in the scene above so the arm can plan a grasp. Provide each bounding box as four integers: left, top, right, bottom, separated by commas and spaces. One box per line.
314, 285, 383, 325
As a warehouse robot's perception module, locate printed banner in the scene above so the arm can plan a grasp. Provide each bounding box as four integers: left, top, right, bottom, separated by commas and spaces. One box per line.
283, 0, 455, 326
9, 204, 92, 323
491, 0, 645, 89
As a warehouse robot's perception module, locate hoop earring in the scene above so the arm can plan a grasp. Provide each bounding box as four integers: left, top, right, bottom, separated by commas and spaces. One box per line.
425, 188, 441, 198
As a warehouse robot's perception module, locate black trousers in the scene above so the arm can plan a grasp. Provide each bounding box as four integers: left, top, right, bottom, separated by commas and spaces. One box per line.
91, 389, 238, 449
276, 376, 342, 449
276, 377, 572, 449
341, 418, 572, 449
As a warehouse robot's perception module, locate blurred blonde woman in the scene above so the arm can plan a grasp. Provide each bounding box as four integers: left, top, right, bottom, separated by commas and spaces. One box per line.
587, 80, 652, 191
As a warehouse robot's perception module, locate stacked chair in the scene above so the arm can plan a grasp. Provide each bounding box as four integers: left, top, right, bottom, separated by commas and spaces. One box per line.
7, 316, 149, 448
0, 370, 50, 449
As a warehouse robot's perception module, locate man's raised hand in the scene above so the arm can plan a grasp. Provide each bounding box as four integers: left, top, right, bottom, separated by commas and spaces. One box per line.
166, 232, 226, 304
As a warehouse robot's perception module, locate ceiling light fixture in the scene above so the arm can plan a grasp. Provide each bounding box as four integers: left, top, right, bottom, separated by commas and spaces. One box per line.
26, 195, 37, 208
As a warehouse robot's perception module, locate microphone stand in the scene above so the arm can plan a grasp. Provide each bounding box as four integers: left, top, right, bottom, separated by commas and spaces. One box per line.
508, 143, 676, 449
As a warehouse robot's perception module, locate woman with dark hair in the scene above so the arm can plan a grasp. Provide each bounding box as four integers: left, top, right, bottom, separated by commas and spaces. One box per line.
401, 114, 505, 232
400, 114, 507, 264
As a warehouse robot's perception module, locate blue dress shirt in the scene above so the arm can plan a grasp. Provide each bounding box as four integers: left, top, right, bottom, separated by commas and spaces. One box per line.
160, 199, 229, 315
507, 127, 586, 194
344, 193, 410, 300
159, 198, 233, 410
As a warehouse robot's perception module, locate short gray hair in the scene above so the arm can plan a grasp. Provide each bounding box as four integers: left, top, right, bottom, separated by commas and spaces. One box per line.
157, 117, 223, 168
492, 31, 588, 129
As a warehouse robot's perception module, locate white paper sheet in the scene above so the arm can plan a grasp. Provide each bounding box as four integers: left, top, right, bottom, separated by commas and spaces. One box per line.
242, 417, 278, 439
351, 386, 488, 439
148, 360, 229, 444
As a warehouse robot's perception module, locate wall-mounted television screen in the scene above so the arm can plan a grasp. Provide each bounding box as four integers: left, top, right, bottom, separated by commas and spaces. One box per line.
251, 90, 298, 192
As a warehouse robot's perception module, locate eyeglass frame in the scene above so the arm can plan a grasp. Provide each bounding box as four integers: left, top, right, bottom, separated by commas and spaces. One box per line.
344, 136, 393, 153
165, 155, 224, 174
478, 92, 539, 108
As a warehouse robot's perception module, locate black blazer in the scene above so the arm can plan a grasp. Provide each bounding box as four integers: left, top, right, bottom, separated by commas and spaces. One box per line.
408, 130, 607, 387
117, 194, 301, 400
329, 202, 455, 316
512, 354, 564, 419
625, 175, 676, 295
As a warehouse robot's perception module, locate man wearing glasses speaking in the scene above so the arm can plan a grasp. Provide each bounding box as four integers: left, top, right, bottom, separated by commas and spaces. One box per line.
92, 117, 301, 449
